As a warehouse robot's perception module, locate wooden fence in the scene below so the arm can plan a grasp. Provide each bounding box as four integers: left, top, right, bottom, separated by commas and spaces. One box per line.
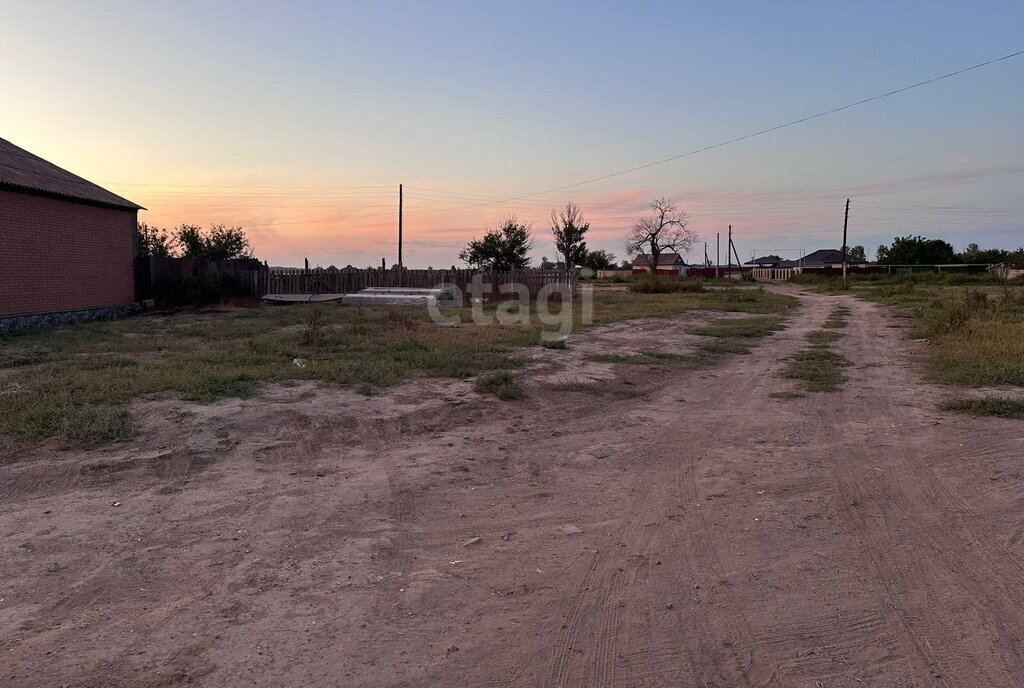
134, 259, 575, 301
135, 257, 269, 300
267, 267, 575, 299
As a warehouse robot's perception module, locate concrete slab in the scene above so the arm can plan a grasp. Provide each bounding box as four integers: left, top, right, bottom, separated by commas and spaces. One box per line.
363, 287, 455, 298
264, 289, 458, 307
342, 292, 455, 307
262, 293, 347, 303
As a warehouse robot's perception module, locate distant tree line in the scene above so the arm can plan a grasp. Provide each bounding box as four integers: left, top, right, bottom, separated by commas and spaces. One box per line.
137, 223, 254, 260
459, 197, 701, 273
875, 236, 1024, 265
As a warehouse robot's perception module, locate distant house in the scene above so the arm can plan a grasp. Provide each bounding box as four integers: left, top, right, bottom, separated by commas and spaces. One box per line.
766, 249, 872, 269
632, 252, 688, 275
0, 137, 143, 328
743, 255, 785, 267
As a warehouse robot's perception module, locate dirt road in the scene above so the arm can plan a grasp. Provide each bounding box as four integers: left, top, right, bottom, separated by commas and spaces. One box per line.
3, 288, 1024, 687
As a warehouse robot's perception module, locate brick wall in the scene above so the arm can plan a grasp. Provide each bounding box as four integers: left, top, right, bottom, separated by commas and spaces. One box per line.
0, 189, 137, 317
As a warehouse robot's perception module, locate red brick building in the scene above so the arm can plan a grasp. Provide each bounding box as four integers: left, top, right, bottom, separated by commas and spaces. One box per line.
0, 137, 143, 324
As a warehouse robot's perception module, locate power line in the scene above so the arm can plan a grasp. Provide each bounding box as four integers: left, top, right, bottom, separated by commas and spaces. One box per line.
416, 49, 1024, 213
128, 51, 1024, 234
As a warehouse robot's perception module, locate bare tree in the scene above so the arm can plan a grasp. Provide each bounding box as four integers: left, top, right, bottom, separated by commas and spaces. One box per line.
624, 198, 695, 273
549, 201, 589, 269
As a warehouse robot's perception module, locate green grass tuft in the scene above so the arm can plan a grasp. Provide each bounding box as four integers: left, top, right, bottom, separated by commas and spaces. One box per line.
692, 316, 786, 339
474, 371, 525, 400
587, 350, 709, 367
821, 308, 850, 329
784, 347, 850, 392
939, 396, 1024, 419
807, 330, 843, 346
698, 341, 752, 356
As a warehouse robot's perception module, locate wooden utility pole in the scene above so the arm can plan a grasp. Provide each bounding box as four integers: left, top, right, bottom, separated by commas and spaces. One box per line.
704, 242, 710, 267
841, 198, 850, 288
727, 225, 733, 278
398, 183, 404, 269
730, 235, 742, 277
716, 233, 720, 279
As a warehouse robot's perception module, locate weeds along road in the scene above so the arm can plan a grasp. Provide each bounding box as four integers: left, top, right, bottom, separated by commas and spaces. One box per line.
2, 286, 1024, 687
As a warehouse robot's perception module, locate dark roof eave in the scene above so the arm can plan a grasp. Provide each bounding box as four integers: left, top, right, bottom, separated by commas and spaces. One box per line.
0, 181, 145, 211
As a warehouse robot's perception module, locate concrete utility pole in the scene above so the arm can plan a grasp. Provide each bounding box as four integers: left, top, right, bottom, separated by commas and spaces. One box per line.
716, 233, 720, 279
398, 183, 404, 269
842, 198, 850, 288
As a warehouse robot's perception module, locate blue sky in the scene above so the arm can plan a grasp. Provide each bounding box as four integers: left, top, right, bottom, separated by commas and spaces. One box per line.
2, 0, 1022, 266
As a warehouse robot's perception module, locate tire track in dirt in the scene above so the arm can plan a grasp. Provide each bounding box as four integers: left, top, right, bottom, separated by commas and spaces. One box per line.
545, 451, 659, 688
605, 293, 818, 687
640, 292, 830, 686
679, 290, 960, 685
538, 301, 815, 687
816, 293, 1024, 686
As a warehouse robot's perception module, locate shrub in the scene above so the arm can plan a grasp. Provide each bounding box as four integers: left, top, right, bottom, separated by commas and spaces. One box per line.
300, 308, 327, 346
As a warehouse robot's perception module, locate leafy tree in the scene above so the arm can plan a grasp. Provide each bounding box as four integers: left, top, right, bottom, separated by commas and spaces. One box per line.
847, 245, 867, 262
549, 202, 589, 268
578, 248, 617, 271
624, 198, 696, 272
459, 216, 533, 270
136, 222, 174, 257
539, 256, 560, 270
174, 224, 206, 257
876, 235, 956, 265
957, 242, 1008, 265
174, 224, 254, 260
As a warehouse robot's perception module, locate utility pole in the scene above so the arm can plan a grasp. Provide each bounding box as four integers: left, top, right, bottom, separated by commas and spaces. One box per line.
842, 198, 850, 288
398, 183, 404, 269
727, 225, 733, 278
704, 242, 710, 268
716, 233, 720, 279
728, 226, 741, 277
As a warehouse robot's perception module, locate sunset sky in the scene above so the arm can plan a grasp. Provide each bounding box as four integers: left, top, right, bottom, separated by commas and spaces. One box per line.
2, 1, 1022, 268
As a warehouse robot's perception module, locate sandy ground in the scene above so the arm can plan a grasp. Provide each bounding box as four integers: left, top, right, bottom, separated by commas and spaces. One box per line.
3, 287, 1024, 687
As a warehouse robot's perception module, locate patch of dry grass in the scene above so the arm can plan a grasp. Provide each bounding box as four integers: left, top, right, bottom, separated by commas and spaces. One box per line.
0, 287, 797, 445
873, 286, 1024, 387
